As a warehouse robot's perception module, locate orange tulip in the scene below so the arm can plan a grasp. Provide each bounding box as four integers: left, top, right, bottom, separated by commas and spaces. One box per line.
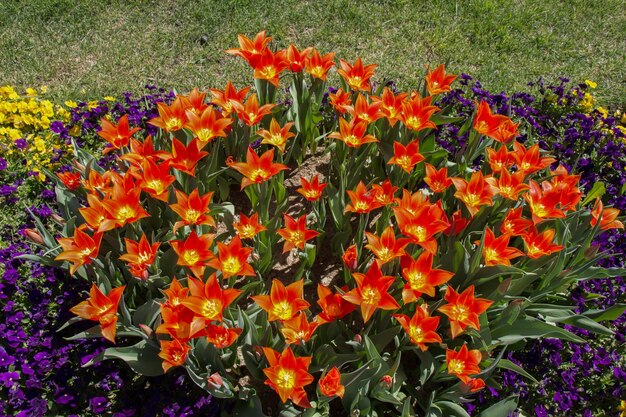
82, 170, 115, 195
184, 106, 232, 146
207, 236, 255, 278
365, 226, 410, 265
500, 207, 533, 236
57, 171, 82, 191
206, 323, 242, 348
97, 114, 140, 153
233, 212, 267, 239
79, 194, 108, 231
345, 181, 380, 214
257, 118, 295, 152
480, 227, 524, 266
446, 344, 483, 384
119, 234, 160, 280
304, 49, 336, 81
486, 146, 513, 173
277, 214, 319, 253
281, 312, 318, 344
263, 346, 314, 408
372, 87, 408, 126
443, 209, 471, 237
167, 138, 208, 176
252, 48, 290, 87
121, 135, 170, 167
342, 262, 400, 323
371, 179, 398, 207
170, 231, 216, 278
229, 147, 288, 190
182, 274, 242, 322
524, 180, 566, 224
438, 286, 493, 338
180, 87, 209, 116
136, 159, 176, 202
473, 101, 510, 141
393, 304, 442, 351
401, 251, 454, 303
337, 57, 377, 91
522, 227, 564, 259
99, 176, 150, 231
231, 93, 275, 126
400, 94, 439, 131
170, 189, 215, 232
341, 245, 358, 272
485, 169, 529, 200
328, 88, 352, 114
388, 140, 425, 173
226, 31, 273, 66
451, 171, 498, 216
394, 189, 430, 216
511, 141, 556, 176
149, 97, 188, 132
316, 284, 356, 324
394, 204, 449, 254
424, 163, 452, 193
318, 366, 345, 398
343, 94, 383, 123
159, 339, 190, 373
329, 118, 378, 147
425, 64, 457, 96
55, 228, 103, 275
297, 175, 327, 202
70, 284, 125, 343
209, 81, 251, 116
252, 279, 310, 322
492, 118, 519, 144
590, 198, 624, 230
286, 44, 312, 72
546, 165, 582, 210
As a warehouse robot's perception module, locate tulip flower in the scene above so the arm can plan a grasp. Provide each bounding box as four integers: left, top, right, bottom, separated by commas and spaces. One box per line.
252, 48, 289, 87
486, 146, 513, 173
207, 236, 255, 278
446, 344, 483, 384
286, 44, 312, 72
281, 313, 318, 344
342, 262, 400, 323
257, 118, 295, 152
511, 141, 556, 176
149, 97, 188, 132
57, 171, 82, 190
345, 181, 379, 214
209, 81, 251, 116
480, 227, 524, 266
425, 64, 457, 96
393, 304, 442, 351
522, 228, 564, 259
230, 147, 288, 190
500, 207, 533, 236
388, 140, 425, 173
328, 88, 351, 113
180, 87, 209, 115
97, 114, 140, 153
400, 94, 439, 131
343, 94, 383, 123
184, 106, 232, 146
136, 159, 175, 202
70, 284, 125, 343
304, 49, 335, 81
252, 279, 310, 322
316, 284, 356, 324
166, 138, 208, 176
329, 118, 378, 147
337, 57, 377, 91
55, 228, 103, 275
438, 286, 493, 338
401, 251, 454, 303
277, 214, 319, 253
119, 234, 160, 280
365, 226, 410, 265
424, 163, 452, 193
182, 274, 242, 322
169, 189, 215, 232
170, 231, 215, 278
262, 346, 314, 408
373, 87, 408, 126
318, 367, 345, 398
159, 339, 190, 372
226, 31, 272, 66
590, 198, 624, 230
206, 324, 242, 348
231, 93, 275, 126
297, 175, 327, 202
451, 171, 498, 216
233, 213, 267, 239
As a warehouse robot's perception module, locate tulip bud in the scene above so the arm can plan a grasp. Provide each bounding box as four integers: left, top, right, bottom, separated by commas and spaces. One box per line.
138, 324, 153, 337
342, 244, 358, 271
51, 213, 65, 224
73, 161, 86, 173
23, 229, 44, 244
380, 375, 393, 389
208, 372, 224, 388
353, 334, 362, 344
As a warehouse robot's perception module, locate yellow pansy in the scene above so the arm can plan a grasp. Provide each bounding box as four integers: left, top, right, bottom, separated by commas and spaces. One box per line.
584, 80, 597, 89
65, 100, 78, 108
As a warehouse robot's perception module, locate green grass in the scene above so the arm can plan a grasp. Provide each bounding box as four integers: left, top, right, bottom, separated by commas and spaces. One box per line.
1, 0, 624, 105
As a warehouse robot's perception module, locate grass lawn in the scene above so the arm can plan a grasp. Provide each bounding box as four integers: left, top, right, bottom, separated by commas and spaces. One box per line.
1, 0, 624, 105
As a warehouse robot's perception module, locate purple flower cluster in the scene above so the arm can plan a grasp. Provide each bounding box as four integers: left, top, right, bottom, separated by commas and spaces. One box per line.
436, 75, 626, 416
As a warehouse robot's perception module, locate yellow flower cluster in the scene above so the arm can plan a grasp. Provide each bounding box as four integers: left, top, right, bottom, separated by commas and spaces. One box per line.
0, 85, 73, 180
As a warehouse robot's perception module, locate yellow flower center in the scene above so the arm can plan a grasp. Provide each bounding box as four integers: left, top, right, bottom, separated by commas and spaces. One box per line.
116, 206, 136, 221
247, 112, 259, 124
361, 285, 380, 305
222, 256, 242, 275
250, 168, 270, 182
272, 301, 293, 320
239, 224, 257, 239
146, 180, 165, 195
448, 359, 465, 374
354, 200, 370, 212
183, 250, 200, 265
409, 325, 425, 343
484, 248, 499, 263
310, 66, 325, 79
259, 65, 277, 80
201, 299, 222, 320
464, 193, 480, 207
197, 128, 216, 143
406, 225, 427, 243
289, 230, 305, 248
408, 271, 426, 290
276, 367, 296, 390
185, 209, 201, 224
138, 251, 152, 264
451, 304, 469, 322
165, 118, 183, 131
532, 203, 547, 218
405, 116, 422, 130
396, 155, 413, 171
348, 76, 362, 89
376, 247, 393, 263
343, 134, 360, 146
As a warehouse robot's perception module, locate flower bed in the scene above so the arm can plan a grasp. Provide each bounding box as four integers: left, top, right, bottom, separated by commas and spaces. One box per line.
2, 32, 625, 417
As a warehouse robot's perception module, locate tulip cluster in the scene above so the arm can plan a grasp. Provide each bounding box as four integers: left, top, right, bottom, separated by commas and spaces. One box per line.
27, 32, 624, 417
